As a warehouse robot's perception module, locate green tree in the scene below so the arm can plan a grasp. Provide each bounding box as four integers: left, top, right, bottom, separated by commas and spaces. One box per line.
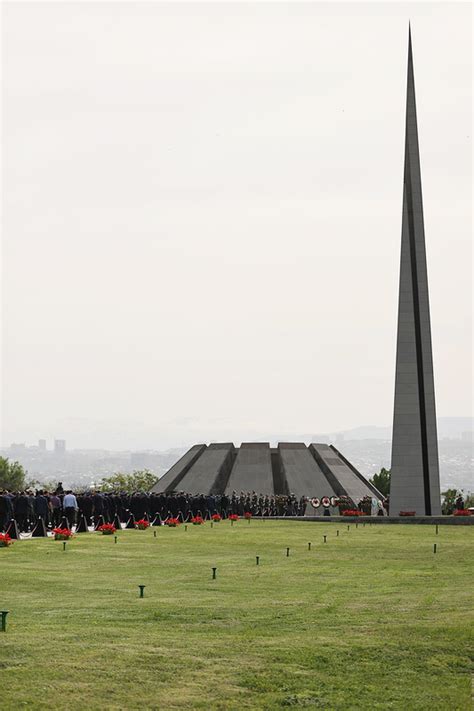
369, 467, 391, 497
441, 488, 464, 515
0, 457, 27, 490
97, 469, 158, 494
464, 493, 474, 509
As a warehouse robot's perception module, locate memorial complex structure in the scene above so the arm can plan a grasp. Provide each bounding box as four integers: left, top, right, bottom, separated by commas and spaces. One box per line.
152, 442, 382, 508
154, 31, 442, 515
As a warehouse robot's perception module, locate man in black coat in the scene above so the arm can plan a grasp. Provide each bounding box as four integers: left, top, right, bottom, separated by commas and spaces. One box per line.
0, 491, 14, 531
103, 494, 114, 523
92, 491, 104, 523
49, 492, 62, 527
220, 494, 229, 516
14, 492, 29, 532
34, 490, 50, 527
80, 493, 94, 526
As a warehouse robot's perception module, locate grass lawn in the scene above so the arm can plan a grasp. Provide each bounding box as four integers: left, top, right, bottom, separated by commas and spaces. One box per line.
1, 520, 473, 710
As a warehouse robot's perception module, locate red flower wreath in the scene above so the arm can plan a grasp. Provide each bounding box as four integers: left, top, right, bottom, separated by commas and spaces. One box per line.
136, 519, 150, 530
98, 523, 116, 534
0, 533, 13, 547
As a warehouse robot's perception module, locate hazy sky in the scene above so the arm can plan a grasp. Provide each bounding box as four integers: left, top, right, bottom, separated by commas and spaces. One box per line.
1, 2, 472, 450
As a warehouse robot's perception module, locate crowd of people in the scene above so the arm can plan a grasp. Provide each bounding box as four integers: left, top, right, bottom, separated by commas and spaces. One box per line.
0, 486, 310, 532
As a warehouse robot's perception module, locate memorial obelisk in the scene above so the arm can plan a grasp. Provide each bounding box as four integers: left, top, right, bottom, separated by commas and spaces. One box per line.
390, 28, 441, 516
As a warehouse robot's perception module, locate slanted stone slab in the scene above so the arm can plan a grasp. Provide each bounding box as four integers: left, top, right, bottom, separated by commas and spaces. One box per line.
224, 443, 273, 495
278, 443, 338, 513
151, 444, 207, 493
310, 443, 377, 503
178, 443, 235, 495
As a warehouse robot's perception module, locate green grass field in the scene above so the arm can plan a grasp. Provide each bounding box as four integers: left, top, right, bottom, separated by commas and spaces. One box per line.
1, 520, 473, 710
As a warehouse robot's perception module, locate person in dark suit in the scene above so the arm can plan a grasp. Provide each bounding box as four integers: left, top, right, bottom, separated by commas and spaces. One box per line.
14, 492, 29, 532
130, 493, 143, 520
92, 491, 104, 523
220, 494, 229, 516
103, 494, 114, 523
0, 491, 14, 531
49, 493, 62, 527
34, 490, 50, 527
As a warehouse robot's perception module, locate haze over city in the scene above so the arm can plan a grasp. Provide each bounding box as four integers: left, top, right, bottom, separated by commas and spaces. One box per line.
2, 3, 472, 454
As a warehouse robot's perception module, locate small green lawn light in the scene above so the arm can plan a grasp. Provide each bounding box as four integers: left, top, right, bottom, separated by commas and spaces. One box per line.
138, 585, 146, 598
0, 610, 9, 632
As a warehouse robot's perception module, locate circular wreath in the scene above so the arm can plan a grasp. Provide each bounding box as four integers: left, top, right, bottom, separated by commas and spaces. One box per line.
330, 496, 339, 507
310, 497, 320, 509
321, 496, 331, 508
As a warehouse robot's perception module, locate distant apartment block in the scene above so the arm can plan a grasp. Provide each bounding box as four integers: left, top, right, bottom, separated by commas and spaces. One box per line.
10, 442, 26, 453
38, 439, 47, 451
54, 439, 66, 453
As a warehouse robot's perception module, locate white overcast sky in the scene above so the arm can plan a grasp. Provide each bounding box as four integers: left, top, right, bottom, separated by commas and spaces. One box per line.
1, 2, 472, 450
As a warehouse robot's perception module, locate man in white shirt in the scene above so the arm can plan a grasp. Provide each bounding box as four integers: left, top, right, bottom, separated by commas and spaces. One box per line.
63, 491, 78, 529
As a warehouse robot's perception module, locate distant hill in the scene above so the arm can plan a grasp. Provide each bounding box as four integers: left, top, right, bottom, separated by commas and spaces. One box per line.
255, 418, 474, 444
331, 418, 473, 442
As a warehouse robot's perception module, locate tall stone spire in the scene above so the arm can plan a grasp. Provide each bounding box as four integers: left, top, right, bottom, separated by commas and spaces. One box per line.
390, 28, 441, 516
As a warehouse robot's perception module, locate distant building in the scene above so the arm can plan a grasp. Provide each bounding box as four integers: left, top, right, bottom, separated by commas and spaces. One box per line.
54, 439, 66, 453
461, 431, 473, 442
10, 442, 26, 453
38, 439, 47, 451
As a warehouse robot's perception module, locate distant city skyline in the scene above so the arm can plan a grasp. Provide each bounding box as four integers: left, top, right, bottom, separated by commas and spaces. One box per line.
3, 416, 473, 452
